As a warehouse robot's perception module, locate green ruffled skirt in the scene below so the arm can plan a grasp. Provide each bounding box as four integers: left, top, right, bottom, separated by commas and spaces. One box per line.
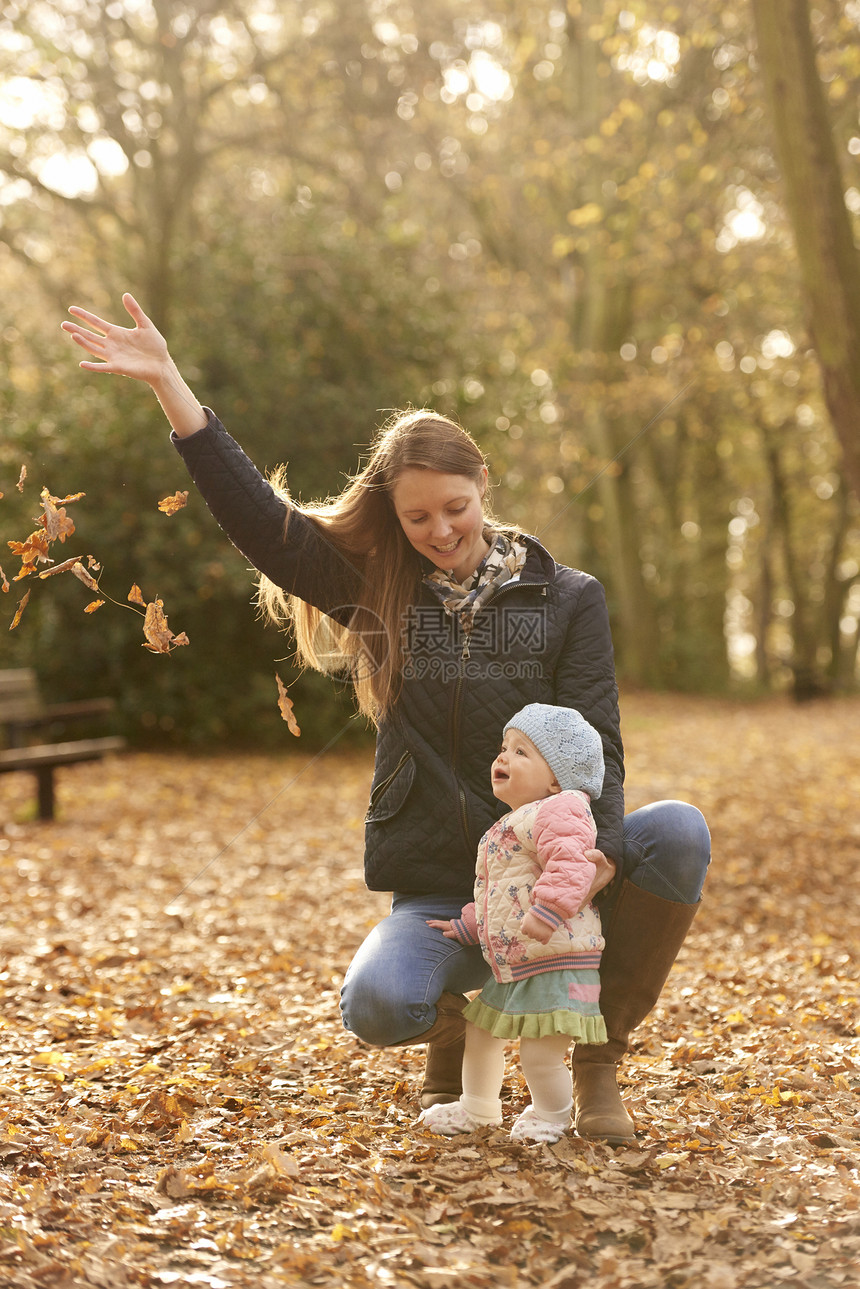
464, 969, 607, 1043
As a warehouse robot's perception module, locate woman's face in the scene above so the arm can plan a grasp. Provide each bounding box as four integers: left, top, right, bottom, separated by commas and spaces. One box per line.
391, 466, 490, 582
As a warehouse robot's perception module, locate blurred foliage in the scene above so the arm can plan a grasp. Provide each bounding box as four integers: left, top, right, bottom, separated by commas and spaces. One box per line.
1, 0, 859, 746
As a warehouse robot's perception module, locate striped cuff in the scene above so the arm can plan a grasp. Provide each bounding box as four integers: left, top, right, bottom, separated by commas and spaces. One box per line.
529, 902, 564, 931
450, 918, 479, 945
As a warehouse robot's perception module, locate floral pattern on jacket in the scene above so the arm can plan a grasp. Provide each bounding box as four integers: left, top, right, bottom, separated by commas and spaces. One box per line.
449, 791, 605, 983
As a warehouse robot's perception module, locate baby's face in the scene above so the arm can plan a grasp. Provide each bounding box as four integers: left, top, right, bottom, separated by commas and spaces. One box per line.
491, 728, 560, 812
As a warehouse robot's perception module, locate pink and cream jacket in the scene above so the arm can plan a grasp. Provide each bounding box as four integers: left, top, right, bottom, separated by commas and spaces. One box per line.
449, 791, 604, 983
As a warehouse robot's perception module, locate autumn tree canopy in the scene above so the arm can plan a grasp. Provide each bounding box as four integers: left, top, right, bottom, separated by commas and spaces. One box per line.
1, 0, 859, 742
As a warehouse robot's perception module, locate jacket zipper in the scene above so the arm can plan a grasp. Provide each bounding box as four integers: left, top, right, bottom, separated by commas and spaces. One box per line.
450, 577, 550, 846
367, 749, 411, 811
457, 577, 549, 662
479, 837, 496, 980
451, 670, 471, 847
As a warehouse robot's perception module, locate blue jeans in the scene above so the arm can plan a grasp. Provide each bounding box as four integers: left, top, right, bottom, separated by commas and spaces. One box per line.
340, 799, 710, 1047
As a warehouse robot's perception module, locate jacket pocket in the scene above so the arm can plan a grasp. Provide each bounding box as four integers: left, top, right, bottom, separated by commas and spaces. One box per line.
365, 750, 416, 823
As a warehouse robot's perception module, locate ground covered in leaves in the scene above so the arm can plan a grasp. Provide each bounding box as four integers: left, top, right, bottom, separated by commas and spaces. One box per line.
0, 693, 857, 1289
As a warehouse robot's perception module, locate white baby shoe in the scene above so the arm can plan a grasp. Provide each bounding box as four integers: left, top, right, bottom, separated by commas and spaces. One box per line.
418, 1101, 502, 1136
510, 1105, 569, 1144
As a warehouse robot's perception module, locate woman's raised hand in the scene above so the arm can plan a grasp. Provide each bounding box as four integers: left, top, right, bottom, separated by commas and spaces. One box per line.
62, 292, 207, 437
62, 293, 169, 385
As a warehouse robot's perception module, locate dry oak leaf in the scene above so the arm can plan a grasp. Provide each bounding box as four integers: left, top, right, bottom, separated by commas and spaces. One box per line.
72, 561, 100, 592
44, 488, 86, 505
128, 583, 146, 607
276, 674, 301, 736
158, 490, 189, 515
16, 465, 26, 492
85, 599, 105, 614
143, 598, 189, 653
0, 566, 8, 593
7, 529, 50, 575
9, 589, 30, 630
39, 556, 86, 579
155, 1165, 195, 1199
40, 487, 82, 542
260, 1143, 300, 1177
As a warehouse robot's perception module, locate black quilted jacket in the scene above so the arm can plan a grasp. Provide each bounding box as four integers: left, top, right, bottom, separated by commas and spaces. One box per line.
174, 412, 625, 900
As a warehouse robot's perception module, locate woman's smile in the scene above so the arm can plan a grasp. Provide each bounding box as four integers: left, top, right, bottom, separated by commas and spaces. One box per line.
391, 466, 490, 582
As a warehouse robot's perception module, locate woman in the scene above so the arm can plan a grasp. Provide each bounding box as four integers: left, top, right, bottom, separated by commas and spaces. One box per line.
62, 294, 710, 1144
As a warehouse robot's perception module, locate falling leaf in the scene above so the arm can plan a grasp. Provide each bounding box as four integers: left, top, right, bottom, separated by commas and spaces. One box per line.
39, 556, 86, 579
72, 561, 100, 592
84, 599, 105, 613
9, 589, 30, 629
40, 487, 77, 542
44, 489, 86, 506
16, 464, 26, 491
143, 600, 172, 652
276, 674, 301, 736
7, 529, 50, 574
128, 583, 146, 607
158, 490, 189, 515
0, 565, 8, 593
142, 598, 188, 652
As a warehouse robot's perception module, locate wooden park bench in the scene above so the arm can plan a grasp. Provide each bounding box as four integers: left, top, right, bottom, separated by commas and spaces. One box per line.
0, 668, 125, 821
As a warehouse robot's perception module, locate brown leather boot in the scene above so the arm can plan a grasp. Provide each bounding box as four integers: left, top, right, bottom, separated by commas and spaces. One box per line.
573, 881, 700, 1145
417, 992, 468, 1110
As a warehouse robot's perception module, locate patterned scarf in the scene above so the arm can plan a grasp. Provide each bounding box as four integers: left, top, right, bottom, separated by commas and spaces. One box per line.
423, 531, 528, 644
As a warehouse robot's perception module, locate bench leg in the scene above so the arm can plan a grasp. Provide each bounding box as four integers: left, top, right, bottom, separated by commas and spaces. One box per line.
36, 767, 55, 821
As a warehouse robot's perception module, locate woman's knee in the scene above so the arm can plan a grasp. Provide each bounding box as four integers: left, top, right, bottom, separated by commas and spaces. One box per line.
339, 900, 489, 1045
340, 963, 431, 1047
622, 799, 711, 903
656, 799, 710, 856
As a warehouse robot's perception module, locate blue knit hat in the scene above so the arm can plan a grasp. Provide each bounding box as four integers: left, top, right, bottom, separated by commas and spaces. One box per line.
504, 703, 604, 799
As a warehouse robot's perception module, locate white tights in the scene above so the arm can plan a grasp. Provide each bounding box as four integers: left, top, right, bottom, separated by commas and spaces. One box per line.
459, 1022, 573, 1125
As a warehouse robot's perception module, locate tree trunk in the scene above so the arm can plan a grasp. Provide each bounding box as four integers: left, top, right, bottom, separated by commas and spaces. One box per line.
551, 0, 661, 686
821, 483, 853, 685
764, 440, 823, 699
583, 402, 662, 685
755, 549, 773, 688
751, 0, 860, 498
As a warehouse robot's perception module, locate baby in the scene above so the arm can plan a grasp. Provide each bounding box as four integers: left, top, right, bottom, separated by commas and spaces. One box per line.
421, 703, 607, 1143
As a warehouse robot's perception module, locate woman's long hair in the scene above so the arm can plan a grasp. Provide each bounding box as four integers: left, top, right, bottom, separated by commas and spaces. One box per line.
258, 409, 500, 723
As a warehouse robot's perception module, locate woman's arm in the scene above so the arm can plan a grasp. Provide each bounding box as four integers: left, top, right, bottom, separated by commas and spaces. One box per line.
63, 293, 363, 611
62, 294, 207, 438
